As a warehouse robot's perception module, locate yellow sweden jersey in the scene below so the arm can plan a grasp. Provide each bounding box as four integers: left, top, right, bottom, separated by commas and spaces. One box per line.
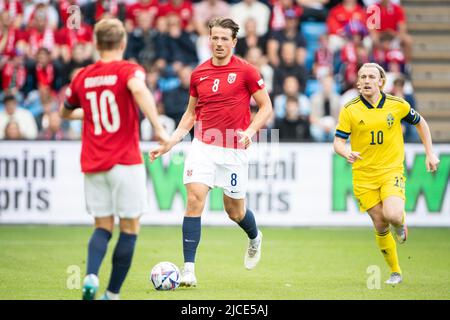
335, 93, 421, 180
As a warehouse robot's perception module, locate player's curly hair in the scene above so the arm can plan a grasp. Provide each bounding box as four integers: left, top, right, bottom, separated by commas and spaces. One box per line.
358, 63, 387, 91
208, 17, 240, 39
94, 18, 126, 51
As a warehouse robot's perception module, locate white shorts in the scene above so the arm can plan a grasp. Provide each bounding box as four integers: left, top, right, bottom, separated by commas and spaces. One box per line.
84, 163, 149, 218
183, 138, 249, 199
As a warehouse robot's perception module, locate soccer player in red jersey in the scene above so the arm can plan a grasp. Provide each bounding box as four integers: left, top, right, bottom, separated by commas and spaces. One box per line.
60, 18, 168, 300
151, 17, 273, 287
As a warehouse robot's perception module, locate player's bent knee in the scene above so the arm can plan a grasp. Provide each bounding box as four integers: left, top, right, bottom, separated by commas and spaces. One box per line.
119, 218, 140, 235
384, 208, 403, 225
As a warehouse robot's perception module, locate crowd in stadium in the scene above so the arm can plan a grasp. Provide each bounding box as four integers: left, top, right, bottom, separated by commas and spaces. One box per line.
0, 0, 419, 142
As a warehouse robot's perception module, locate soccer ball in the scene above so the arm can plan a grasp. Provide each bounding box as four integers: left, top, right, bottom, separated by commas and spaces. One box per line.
150, 262, 180, 291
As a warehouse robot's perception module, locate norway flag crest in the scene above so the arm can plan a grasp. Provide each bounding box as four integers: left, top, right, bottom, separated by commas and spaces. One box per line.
227, 73, 237, 84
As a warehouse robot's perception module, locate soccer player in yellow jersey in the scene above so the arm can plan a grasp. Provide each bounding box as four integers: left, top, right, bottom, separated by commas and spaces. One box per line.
334, 63, 440, 284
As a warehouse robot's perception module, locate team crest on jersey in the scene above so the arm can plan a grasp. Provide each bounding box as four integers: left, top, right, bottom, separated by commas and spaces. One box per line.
227, 73, 237, 84
387, 113, 394, 129
186, 169, 193, 177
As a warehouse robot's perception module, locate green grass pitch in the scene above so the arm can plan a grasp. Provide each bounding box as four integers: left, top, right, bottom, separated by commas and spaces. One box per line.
0, 226, 449, 300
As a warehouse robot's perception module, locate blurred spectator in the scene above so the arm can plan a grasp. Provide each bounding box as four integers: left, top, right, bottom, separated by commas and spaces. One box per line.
63, 43, 94, 85
24, 0, 59, 30
193, 0, 230, 35
140, 104, 175, 141
389, 76, 419, 142
1, 51, 27, 98
384, 58, 414, 95
363, 0, 400, 5
37, 111, 68, 140
125, 0, 159, 32
159, 14, 198, 69
0, 94, 38, 139
312, 34, 333, 79
326, 0, 366, 52
56, 11, 94, 64
267, 7, 307, 67
340, 25, 369, 90
125, 11, 160, 66
245, 46, 274, 95
370, 0, 413, 62
28, 47, 63, 92
0, 11, 23, 58
33, 87, 59, 131
309, 75, 340, 142
145, 67, 163, 105
159, 0, 194, 32
0, 0, 24, 28
24, 6, 58, 59
161, 65, 191, 126
297, 0, 329, 22
3, 119, 23, 140
234, 18, 267, 59
340, 82, 359, 107
57, 0, 79, 27
273, 76, 311, 121
82, 0, 126, 25
272, 41, 308, 96
274, 96, 311, 141
230, 0, 271, 38
269, 0, 304, 32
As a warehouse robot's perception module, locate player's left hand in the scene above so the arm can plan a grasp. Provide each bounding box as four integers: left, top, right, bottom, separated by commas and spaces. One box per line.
237, 129, 254, 149
426, 153, 440, 173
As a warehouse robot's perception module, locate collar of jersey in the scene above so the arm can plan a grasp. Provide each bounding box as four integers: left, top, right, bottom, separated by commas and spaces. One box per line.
359, 92, 386, 109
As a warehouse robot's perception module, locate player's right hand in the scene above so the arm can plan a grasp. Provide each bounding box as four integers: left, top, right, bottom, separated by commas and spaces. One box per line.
149, 140, 175, 163
346, 151, 363, 164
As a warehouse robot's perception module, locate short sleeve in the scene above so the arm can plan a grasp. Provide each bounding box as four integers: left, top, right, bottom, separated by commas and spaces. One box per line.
189, 72, 198, 97
124, 64, 146, 83
246, 64, 265, 94
335, 107, 351, 139
401, 99, 421, 125
64, 81, 80, 110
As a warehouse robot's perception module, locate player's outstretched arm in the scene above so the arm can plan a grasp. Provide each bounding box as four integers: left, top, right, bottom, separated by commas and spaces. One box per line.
414, 117, 440, 172
59, 103, 84, 120
149, 95, 197, 162
238, 88, 273, 148
333, 136, 362, 164
128, 77, 170, 143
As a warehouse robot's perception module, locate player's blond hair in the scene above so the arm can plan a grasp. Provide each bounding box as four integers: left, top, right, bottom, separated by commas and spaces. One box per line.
94, 18, 126, 51
358, 63, 387, 91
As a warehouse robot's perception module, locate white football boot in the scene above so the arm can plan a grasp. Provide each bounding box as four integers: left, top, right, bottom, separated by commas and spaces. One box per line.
179, 264, 197, 287
244, 230, 263, 270
385, 272, 403, 285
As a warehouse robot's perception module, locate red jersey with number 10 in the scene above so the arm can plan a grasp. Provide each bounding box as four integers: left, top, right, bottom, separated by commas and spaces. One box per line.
64, 60, 145, 173
190, 55, 265, 149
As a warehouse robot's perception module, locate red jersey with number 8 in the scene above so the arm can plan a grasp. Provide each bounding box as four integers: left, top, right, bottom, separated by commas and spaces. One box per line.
64, 60, 145, 173
190, 55, 265, 149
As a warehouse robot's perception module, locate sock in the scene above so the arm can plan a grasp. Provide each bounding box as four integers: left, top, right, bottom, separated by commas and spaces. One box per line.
375, 229, 401, 274
184, 262, 195, 273
107, 232, 137, 294
238, 209, 259, 240
86, 228, 112, 275
182, 216, 201, 263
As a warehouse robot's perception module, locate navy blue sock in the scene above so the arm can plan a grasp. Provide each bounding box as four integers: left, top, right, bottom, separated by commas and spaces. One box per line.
86, 228, 112, 275
182, 216, 201, 263
107, 232, 137, 294
238, 209, 258, 240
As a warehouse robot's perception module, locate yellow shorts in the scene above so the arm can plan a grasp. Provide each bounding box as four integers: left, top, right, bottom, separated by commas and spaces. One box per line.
353, 171, 406, 212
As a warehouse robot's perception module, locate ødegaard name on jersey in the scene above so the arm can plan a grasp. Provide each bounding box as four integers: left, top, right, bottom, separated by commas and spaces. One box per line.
84, 75, 118, 88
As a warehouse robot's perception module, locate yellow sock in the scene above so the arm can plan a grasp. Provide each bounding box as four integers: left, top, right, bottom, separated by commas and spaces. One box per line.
375, 230, 401, 274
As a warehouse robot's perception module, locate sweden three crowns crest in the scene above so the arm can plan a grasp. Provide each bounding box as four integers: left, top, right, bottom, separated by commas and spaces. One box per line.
387, 113, 394, 129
